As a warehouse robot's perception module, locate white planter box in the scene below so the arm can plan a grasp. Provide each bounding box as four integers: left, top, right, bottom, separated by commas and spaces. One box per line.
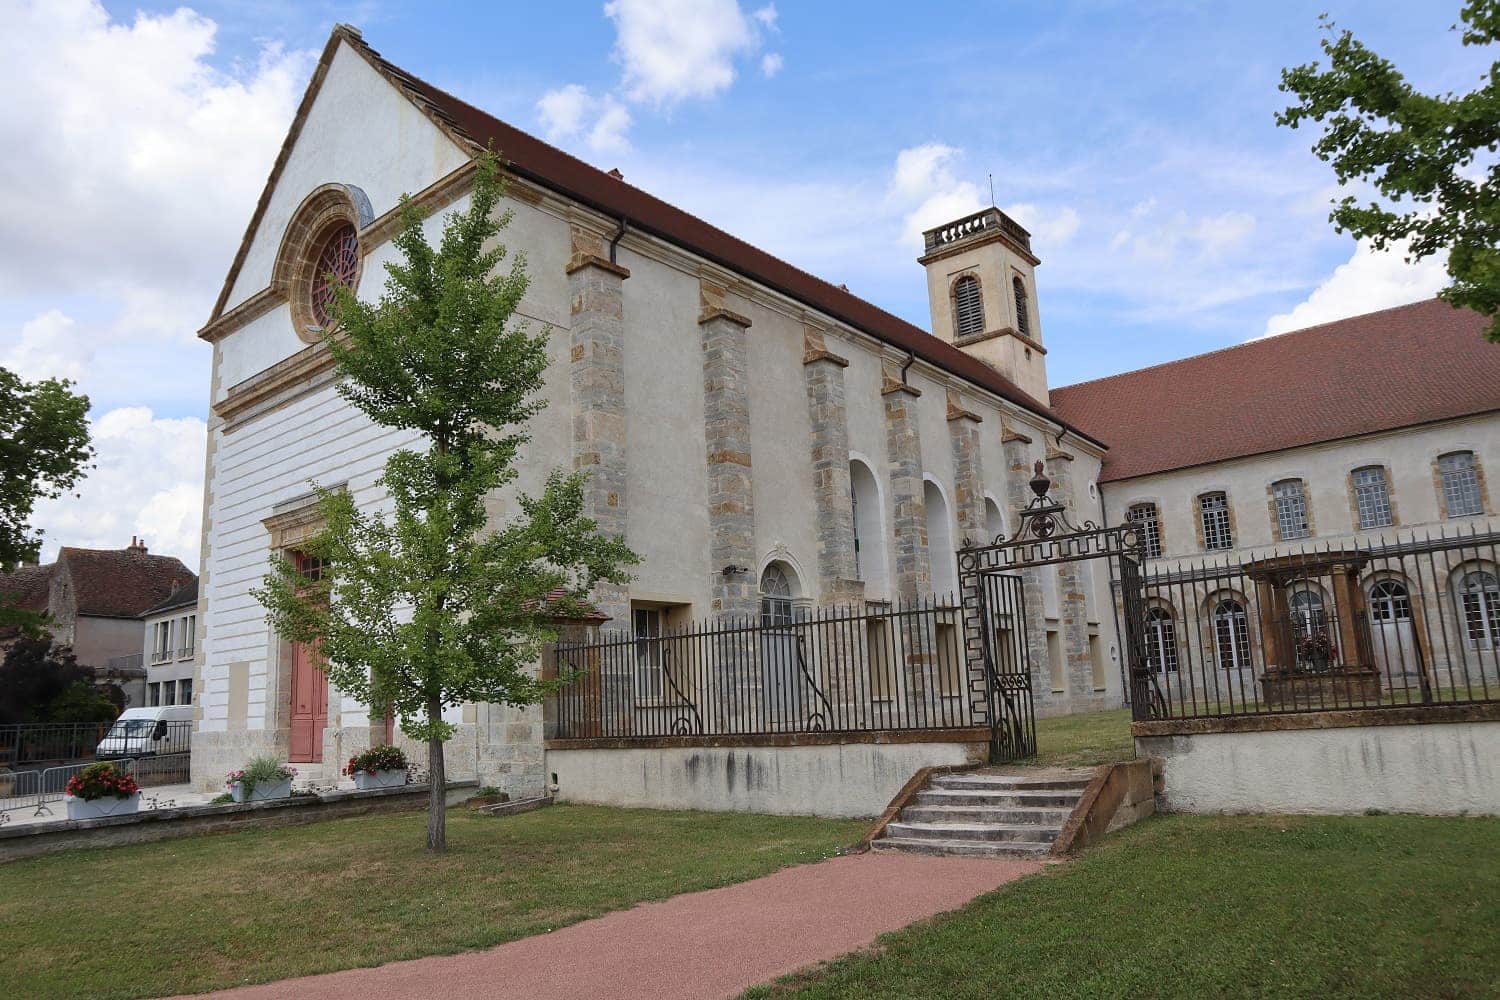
228, 777, 293, 803
65, 793, 140, 821
352, 769, 407, 790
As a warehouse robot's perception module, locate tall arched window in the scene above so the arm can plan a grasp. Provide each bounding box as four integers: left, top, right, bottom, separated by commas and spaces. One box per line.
985, 497, 1006, 544
849, 459, 889, 599
1012, 276, 1031, 339
1458, 570, 1500, 648
1212, 599, 1251, 671
1145, 607, 1178, 673
1289, 587, 1326, 631
924, 481, 958, 600
760, 564, 795, 627
953, 276, 984, 337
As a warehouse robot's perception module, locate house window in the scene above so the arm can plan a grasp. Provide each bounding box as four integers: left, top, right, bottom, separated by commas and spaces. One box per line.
1127, 503, 1162, 558
953, 276, 984, 338
152, 621, 173, 663
760, 565, 795, 627
179, 678, 193, 704
1273, 479, 1310, 540
1353, 466, 1393, 529
632, 607, 665, 701
1459, 571, 1500, 649
1369, 579, 1411, 621
179, 614, 196, 657
294, 552, 326, 583
1439, 451, 1483, 517
1199, 492, 1233, 551
148, 683, 161, 707
1212, 599, 1251, 671
310, 223, 359, 328
1012, 276, 1030, 339
161, 681, 176, 706
1144, 607, 1178, 672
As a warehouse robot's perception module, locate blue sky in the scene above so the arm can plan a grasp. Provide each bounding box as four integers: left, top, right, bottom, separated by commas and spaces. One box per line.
1, 1, 1480, 561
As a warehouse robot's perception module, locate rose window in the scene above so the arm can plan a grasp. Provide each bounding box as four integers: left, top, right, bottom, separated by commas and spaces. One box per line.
310, 223, 359, 327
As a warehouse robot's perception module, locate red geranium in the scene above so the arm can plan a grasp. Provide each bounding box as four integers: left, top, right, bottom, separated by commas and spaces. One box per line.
65, 762, 141, 802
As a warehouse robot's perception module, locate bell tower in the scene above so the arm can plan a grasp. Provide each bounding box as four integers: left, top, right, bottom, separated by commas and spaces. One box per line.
919, 208, 1049, 404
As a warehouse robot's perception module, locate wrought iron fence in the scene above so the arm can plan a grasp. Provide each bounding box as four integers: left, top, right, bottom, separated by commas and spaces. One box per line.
0, 720, 193, 768
1131, 527, 1500, 721
549, 597, 984, 741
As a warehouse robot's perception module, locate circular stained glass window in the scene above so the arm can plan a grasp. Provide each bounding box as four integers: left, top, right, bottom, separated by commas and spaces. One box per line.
310, 223, 359, 327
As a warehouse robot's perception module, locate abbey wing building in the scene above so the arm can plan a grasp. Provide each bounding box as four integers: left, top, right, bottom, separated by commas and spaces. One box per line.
188, 26, 1500, 798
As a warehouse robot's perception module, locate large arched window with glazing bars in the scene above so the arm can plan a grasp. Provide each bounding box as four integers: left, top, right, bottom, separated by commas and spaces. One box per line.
953, 276, 984, 337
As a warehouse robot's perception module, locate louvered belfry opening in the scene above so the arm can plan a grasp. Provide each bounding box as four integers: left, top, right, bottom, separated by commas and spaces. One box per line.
953, 275, 984, 337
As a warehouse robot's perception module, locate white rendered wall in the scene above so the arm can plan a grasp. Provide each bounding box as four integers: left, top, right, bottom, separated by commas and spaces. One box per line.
1140, 721, 1500, 815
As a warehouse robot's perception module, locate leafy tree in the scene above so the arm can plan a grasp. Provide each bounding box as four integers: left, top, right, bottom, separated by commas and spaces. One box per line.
0, 367, 93, 634
0, 637, 119, 726
1277, 2, 1500, 340
255, 153, 637, 851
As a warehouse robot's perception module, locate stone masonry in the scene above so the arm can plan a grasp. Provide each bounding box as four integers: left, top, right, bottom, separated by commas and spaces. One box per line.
699, 281, 759, 618
882, 358, 931, 600
1046, 447, 1095, 701
566, 226, 632, 625
946, 389, 986, 546
803, 325, 864, 605
1000, 422, 1054, 700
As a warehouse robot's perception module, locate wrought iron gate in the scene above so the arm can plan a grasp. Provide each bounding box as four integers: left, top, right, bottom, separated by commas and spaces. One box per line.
959, 460, 1148, 763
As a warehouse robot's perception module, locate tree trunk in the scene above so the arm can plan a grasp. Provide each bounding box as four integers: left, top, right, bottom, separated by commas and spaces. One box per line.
425, 697, 447, 852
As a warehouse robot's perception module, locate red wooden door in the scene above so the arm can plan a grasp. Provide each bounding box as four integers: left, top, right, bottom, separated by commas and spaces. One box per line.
289, 641, 328, 763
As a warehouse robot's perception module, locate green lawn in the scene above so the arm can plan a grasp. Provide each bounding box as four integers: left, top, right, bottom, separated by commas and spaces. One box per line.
1033, 706, 1134, 768
2, 804, 866, 999
747, 813, 1500, 999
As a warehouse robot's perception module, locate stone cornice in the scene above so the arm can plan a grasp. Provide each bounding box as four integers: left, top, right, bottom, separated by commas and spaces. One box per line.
953, 325, 1048, 356
214, 341, 340, 431
1045, 447, 1076, 463
801, 325, 848, 367
1000, 421, 1033, 445
945, 388, 982, 423
698, 279, 751, 327
198, 287, 286, 344
565, 253, 631, 279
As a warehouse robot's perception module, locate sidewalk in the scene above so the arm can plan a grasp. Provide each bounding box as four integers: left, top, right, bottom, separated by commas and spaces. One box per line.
202, 851, 1043, 1000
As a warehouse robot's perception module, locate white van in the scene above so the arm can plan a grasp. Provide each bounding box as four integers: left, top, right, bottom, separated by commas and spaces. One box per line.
95, 706, 193, 760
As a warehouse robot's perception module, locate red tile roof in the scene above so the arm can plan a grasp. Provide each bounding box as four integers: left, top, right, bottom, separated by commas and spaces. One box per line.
0, 564, 52, 615
0, 547, 197, 621
207, 26, 1104, 450
1050, 298, 1500, 483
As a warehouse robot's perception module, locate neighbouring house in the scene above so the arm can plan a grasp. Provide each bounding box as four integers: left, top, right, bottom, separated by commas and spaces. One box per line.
0, 539, 198, 709
191, 25, 1118, 798
141, 579, 198, 710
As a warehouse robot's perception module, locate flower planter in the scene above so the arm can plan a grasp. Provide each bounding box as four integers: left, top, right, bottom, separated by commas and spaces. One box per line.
228, 777, 293, 803
352, 769, 407, 790
65, 793, 141, 821
1260, 665, 1382, 709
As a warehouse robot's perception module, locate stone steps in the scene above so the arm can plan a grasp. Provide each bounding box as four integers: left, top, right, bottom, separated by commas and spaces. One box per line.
873, 767, 1091, 859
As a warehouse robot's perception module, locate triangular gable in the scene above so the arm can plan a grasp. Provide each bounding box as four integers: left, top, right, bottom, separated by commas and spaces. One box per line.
205, 25, 478, 326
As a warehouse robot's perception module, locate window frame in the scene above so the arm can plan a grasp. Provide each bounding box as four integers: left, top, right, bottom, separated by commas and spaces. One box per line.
1199, 492, 1234, 551
1438, 451, 1483, 518
952, 275, 985, 338
1352, 466, 1393, 529
1272, 479, 1311, 541
1012, 275, 1031, 339
1127, 502, 1162, 559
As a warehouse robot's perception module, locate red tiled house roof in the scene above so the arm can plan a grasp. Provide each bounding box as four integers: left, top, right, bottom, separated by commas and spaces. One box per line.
1050, 298, 1500, 483
206, 26, 1105, 451
0, 547, 197, 622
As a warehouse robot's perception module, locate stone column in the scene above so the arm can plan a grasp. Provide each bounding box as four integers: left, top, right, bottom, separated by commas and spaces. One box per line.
1001, 421, 1053, 697
803, 325, 864, 606
882, 359, 931, 601
1046, 447, 1093, 702
566, 227, 631, 626
946, 390, 986, 547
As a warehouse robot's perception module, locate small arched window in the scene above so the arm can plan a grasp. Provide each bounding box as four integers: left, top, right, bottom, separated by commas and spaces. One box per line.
1012, 276, 1031, 339
1369, 579, 1411, 621
1212, 599, 1251, 671
953, 276, 984, 337
1458, 570, 1500, 648
760, 564, 795, 628
1145, 607, 1178, 673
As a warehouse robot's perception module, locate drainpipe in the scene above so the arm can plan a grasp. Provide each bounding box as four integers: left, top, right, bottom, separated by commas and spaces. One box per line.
607, 217, 628, 265
899, 350, 915, 386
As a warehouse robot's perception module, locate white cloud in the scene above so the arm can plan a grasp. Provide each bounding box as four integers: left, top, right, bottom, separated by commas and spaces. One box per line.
3, 310, 94, 383
761, 52, 784, 78
1005, 203, 1081, 247
889, 143, 984, 245
1261, 238, 1449, 337
537, 84, 634, 154
33, 407, 207, 567
604, 0, 769, 105
0, 1, 312, 326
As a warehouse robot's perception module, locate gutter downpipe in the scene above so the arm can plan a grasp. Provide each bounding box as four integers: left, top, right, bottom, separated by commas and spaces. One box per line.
608, 217, 628, 264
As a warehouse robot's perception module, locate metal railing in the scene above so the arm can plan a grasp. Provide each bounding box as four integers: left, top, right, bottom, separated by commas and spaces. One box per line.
107, 652, 144, 672
0, 758, 137, 822
1132, 527, 1500, 721
0, 720, 193, 768
549, 597, 981, 741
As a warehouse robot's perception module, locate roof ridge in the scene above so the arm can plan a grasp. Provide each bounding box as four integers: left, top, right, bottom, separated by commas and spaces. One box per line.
1054, 296, 1450, 395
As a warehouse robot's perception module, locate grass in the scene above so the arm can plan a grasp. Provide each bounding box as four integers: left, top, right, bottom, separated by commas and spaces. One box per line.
2, 803, 866, 999
746, 813, 1500, 999
1032, 706, 1134, 768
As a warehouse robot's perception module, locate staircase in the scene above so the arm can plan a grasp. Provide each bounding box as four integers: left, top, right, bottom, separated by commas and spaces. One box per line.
871, 769, 1091, 858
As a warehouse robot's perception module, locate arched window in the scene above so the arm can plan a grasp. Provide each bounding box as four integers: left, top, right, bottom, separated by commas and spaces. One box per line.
849, 459, 888, 599
1127, 502, 1162, 558
1438, 452, 1483, 518
1012, 276, 1031, 339
924, 480, 957, 599
1458, 570, 1500, 648
760, 564, 795, 627
1145, 607, 1178, 673
1289, 587, 1326, 631
953, 276, 984, 338
1370, 579, 1411, 622
1352, 466, 1393, 529
1212, 599, 1251, 671
310, 223, 360, 328
985, 497, 1006, 544
1273, 479, 1310, 540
